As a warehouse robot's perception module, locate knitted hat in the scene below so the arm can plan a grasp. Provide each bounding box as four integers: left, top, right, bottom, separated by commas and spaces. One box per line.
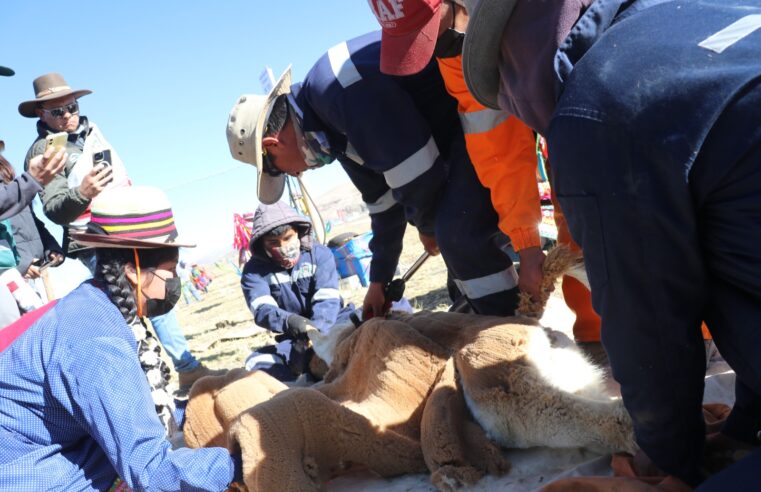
70, 186, 195, 249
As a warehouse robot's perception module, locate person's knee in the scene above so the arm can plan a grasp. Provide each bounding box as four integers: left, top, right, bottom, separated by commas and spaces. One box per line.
245, 347, 294, 382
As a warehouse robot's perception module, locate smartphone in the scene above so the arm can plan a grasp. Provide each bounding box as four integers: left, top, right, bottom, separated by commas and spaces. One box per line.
45, 132, 68, 153
31, 257, 54, 273
93, 149, 112, 167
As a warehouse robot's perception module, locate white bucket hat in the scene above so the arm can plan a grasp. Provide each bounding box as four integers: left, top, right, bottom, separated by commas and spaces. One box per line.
226, 67, 292, 205
462, 0, 518, 110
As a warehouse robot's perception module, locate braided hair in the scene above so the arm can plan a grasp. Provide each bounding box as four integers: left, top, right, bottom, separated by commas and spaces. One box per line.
94, 247, 180, 321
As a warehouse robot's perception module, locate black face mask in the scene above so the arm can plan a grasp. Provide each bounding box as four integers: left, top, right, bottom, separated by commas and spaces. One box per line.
144, 277, 181, 317
434, 28, 465, 59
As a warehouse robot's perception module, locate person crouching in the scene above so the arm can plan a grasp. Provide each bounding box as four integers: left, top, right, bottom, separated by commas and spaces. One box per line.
241, 202, 354, 382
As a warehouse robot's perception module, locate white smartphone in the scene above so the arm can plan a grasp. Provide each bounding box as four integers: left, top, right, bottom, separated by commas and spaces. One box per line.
44, 131, 68, 152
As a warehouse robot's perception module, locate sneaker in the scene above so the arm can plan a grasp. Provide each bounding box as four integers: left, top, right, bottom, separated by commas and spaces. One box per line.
178, 364, 226, 392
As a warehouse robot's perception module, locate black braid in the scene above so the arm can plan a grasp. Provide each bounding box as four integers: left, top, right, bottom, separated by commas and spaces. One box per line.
94, 247, 180, 321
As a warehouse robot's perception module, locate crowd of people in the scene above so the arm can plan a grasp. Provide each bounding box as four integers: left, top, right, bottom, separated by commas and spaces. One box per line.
1, 0, 759, 489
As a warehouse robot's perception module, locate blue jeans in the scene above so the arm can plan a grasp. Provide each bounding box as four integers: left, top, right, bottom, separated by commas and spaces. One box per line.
182, 281, 203, 304
149, 310, 199, 373
80, 250, 200, 373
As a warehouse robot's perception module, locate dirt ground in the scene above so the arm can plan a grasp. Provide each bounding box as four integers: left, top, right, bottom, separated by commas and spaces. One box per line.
173, 218, 452, 375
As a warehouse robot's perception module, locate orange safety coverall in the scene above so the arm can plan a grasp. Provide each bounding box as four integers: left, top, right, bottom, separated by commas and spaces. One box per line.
436, 56, 540, 251
437, 55, 603, 342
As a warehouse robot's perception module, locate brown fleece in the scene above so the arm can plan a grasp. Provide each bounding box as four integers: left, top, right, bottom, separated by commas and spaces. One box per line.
421, 357, 511, 492
229, 387, 427, 491
517, 245, 583, 318
184, 368, 287, 450
186, 247, 626, 491
319, 318, 450, 440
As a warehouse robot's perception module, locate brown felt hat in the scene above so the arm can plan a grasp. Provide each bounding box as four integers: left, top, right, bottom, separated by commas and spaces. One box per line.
18, 72, 92, 118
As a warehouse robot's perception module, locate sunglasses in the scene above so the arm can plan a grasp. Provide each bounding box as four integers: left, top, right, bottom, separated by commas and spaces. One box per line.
41, 102, 79, 119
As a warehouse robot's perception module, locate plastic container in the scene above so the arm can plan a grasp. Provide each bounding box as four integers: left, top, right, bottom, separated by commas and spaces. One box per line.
346, 255, 373, 287
330, 231, 374, 282
1, 268, 43, 312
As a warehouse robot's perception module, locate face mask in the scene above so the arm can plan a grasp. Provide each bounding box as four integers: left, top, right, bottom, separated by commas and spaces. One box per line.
287, 96, 333, 169
434, 28, 465, 59
265, 237, 301, 269
144, 276, 181, 317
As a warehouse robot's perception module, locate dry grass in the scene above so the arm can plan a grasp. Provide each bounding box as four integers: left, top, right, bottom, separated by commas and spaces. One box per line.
174, 218, 451, 373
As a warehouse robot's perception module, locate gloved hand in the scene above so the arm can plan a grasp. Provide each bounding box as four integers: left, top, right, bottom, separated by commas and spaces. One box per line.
284, 314, 310, 340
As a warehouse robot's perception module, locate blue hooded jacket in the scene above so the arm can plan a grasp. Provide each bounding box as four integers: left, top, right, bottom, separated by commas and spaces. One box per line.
241, 202, 350, 334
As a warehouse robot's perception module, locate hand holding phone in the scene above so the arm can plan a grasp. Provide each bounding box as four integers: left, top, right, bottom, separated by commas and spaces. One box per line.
45, 131, 68, 153
27, 146, 67, 185
79, 164, 113, 199
92, 149, 112, 168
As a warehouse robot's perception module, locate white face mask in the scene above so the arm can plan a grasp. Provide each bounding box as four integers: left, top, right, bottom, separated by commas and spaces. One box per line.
265, 236, 301, 269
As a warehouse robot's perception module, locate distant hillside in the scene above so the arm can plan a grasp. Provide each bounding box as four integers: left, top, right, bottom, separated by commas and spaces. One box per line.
315, 183, 368, 225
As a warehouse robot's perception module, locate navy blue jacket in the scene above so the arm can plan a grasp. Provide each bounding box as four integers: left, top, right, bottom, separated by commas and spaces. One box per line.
241, 243, 345, 335
546, 0, 761, 484
295, 31, 462, 283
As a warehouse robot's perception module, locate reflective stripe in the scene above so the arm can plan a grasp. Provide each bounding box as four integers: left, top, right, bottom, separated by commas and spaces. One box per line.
383, 136, 439, 188
459, 108, 509, 135
265, 265, 316, 285
453, 266, 519, 299
313, 288, 341, 301
345, 141, 364, 164
327, 42, 362, 88
266, 272, 292, 285
244, 352, 281, 371
365, 189, 396, 215
275, 338, 292, 359
699, 14, 761, 54
250, 295, 278, 312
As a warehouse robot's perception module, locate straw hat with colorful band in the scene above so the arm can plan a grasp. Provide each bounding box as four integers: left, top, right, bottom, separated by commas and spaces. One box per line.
226, 66, 292, 205
70, 186, 195, 249
18, 72, 92, 118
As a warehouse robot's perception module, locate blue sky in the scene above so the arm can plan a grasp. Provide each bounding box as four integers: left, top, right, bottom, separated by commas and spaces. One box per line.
1, 1, 380, 260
